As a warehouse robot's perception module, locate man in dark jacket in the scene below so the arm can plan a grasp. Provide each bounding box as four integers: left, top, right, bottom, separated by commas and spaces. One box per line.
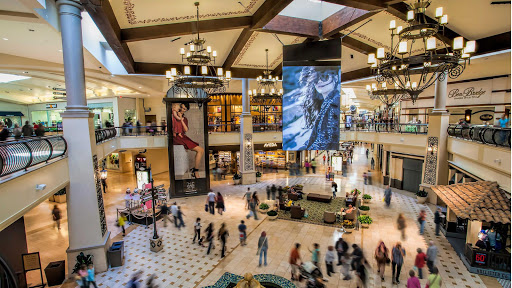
0, 121, 9, 141
22, 121, 33, 137
335, 237, 349, 266
434, 208, 442, 236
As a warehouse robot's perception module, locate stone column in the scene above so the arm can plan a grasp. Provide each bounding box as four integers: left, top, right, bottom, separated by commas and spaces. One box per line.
239, 78, 256, 184
422, 72, 450, 190
57, 0, 111, 273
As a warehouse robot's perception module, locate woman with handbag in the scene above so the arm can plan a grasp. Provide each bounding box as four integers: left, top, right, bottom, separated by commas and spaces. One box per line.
391, 242, 406, 284
374, 241, 389, 281
257, 231, 268, 267
426, 267, 442, 288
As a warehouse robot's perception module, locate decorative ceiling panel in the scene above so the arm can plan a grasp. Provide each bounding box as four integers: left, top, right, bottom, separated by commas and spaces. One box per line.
127, 29, 243, 65
111, 0, 265, 29
232, 32, 305, 69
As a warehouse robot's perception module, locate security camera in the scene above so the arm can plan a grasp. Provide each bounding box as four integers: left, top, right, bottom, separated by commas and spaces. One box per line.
36, 184, 46, 191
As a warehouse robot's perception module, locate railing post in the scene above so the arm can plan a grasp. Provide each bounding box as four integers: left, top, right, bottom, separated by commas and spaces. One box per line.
22, 141, 33, 171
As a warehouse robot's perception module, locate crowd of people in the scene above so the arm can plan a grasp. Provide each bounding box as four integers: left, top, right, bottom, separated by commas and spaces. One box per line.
0, 120, 47, 141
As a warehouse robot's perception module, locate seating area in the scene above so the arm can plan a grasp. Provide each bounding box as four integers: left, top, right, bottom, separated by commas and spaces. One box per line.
307, 193, 332, 203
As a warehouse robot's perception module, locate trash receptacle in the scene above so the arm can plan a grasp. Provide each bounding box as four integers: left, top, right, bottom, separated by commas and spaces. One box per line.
44, 260, 65, 286
108, 241, 124, 267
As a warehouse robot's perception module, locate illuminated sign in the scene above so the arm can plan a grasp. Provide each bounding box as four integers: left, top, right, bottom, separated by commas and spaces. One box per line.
46, 104, 58, 108
264, 142, 278, 148
475, 252, 487, 265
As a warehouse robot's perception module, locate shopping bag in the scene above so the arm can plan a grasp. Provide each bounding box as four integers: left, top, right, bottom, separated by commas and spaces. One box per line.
204, 204, 208, 212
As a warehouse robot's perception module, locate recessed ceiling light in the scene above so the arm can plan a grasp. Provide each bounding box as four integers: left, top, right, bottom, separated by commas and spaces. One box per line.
2, 38, 7, 41
139, 86, 142, 88
58, 49, 62, 52
0, 73, 30, 83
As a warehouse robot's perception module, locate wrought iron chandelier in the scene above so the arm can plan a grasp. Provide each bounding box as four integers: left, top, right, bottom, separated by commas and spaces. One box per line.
248, 49, 283, 105
165, 2, 231, 97
367, 0, 476, 102
366, 82, 410, 107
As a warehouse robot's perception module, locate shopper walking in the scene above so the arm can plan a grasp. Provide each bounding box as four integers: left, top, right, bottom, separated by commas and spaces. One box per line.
77, 264, 88, 288
325, 246, 336, 277
271, 184, 277, 200
22, 121, 33, 137
126, 271, 141, 288
117, 214, 127, 236
207, 190, 216, 215
257, 231, 268, 266
371, 157, 375, 169
407, 270, 421, 288
289, 243, 302, 281
238, 220, 247, 246
426, 241, 438, 273
305, 161, 310, 174
434, 208, 442, 236
363, 172, 368, 185
243, 188, 252, 210
215, 192, 225, 215
391, 242, 406, 284
160, 203, 170, 227
218, 223, 229, 258
311, 159, 317, 174
87, 264, 98, 288
310, 243, 321, 268
35, 123, 45, 137
384, 185, 392, 207
374, 241, 389, 281
397, 213, 407, 240
414, 248, 426, 279
192, 218, 201, 243
246, 193, 259, 220
266, 185, 271, 201
331, 181, 338, 198
170, 202, 178, 227
418, 209, 427, 235
52, 205, 62, 230
427, 267, 442, 288
176, 206, 185, 229
205, 223, 215, 255
335, 237, 348, 266
366, 149, 369, 159
351, 244, 364, 271
367, 170, 372, 185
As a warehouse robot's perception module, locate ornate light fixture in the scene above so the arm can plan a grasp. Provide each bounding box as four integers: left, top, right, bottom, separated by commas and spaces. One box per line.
367, 0, 476, 102
165, 2, 231, 97
366, 82, 410, 107
248, 49, 283, 105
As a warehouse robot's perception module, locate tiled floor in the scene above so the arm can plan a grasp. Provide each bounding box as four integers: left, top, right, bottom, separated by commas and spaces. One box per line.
22, 145, 502, 288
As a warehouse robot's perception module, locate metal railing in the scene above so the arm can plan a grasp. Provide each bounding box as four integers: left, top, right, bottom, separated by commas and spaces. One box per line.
95, 127, 117, 143
118, 125, 167, 137
464, 243, 510, 272
0, 136, 67, 177
341, 122, 428, 134
447, 124, 511, 148
208, 123, 282, 133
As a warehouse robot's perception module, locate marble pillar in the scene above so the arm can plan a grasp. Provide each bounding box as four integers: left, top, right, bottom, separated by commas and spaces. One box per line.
57, 0, 111, 274
239, 78, 256, 184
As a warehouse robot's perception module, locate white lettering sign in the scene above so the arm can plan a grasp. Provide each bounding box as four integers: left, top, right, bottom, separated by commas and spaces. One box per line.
263, 143, 278, 148
448, 87, 486, 100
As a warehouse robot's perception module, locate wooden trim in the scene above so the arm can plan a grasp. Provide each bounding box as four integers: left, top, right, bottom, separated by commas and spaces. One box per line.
492, 89, 512, 93
133, 62, 262, 78
447, 161, 484, 181
322, 8, 376, 38
339, 34, 376, 54
222, 28, 254, 70
0, 10, 38, 19
402, 103, 512, 110
390, 151, 424, 160
447, 74, 509, 85
252, 0, 294, 29
121, 16, 252, 42
261, 15, 319, 38
323, 0, 386, 10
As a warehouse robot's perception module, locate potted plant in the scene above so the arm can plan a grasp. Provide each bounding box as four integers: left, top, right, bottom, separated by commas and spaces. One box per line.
54, 188, 67, 203
283, 186, 291, 192
72, 252, 93, 274
351, 188, 361, 195
293, 184, 304, 191
358, 215, 373, 228
267, 210, 278, 220
48, 194, 55, 202
259, 203, 270, 214
416, 190, 428, 204
256, 171, 262, 182
362, 194, 372, 203
343, 220, 355, 233
232, 173, 241, 185
359, 205, 370, 215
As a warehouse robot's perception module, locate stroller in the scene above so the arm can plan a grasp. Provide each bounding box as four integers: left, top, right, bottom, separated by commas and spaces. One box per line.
299, 262, 325, 288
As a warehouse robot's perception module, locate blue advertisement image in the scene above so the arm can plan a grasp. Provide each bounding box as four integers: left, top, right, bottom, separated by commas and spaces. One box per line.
282, 66, 341, 150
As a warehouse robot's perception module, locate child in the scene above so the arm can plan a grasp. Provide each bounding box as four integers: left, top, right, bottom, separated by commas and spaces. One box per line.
77, 264, 88, 288
193, 218, 201, 244
414, 248, 427, 279
407, 270, 421, 288
87, 264, 98, 288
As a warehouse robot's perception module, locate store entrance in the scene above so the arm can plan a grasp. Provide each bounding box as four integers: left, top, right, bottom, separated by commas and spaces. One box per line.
402, 158, 423, 193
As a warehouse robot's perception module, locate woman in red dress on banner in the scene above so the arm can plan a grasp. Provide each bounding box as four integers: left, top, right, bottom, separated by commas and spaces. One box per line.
172, 103, 204, 178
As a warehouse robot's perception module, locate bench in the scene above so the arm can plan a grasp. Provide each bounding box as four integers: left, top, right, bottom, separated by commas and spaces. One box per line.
307, 193, 332, 203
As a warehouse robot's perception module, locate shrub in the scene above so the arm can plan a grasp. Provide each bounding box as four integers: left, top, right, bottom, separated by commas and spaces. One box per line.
343, 220, 355, 228
259, 203, 269, 210
351, 188, 361, 195
54, 188, 66, 196
416, 190, 428, 197
359, 205, 370, 211
358, 215, 373, 224
294, 184, 303, 188
72, 252, 93, 274
362, 194, 372, 199
267, 210, 278, 216
256, 171, 262, 177
232, 173, 241, 180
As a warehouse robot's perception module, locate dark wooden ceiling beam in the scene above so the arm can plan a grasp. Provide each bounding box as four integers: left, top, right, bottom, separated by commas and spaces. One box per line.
134, 62, 262, 78
260, 15, 319, 38
222, 28, 255, 71
120, 16, 252, 42
474, 31, 511, 55
323, 0, 386, 11
339, 34, 376, 54
252, 0, 294, 29
322, 7, 377, 38
82, 0, 135, 73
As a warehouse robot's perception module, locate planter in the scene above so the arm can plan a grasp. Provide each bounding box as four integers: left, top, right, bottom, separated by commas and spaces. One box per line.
344, 227, 355, 233
44, 260, 65, 286
256, 176, 261, 182
363, 198, 371, 204
259, 208, 269, 214
233, 179, 241, 185
48, 195, 55, 202
268, 214, 278, 220
361, 223, 370, 228
359, 209, 369, 215
417, 196, 427, 204
54, 194, 66, 203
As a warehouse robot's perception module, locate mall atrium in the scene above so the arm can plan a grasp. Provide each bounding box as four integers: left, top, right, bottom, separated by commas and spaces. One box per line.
0, 0, 510, 287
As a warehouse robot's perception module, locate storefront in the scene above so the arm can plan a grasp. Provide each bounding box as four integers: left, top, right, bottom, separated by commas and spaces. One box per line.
0, 111, 24, 128
29, 102, 115, 129
430, 181, 511, 279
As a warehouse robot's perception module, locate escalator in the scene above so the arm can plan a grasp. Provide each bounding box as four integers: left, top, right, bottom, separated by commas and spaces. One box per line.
0, 256, 18, 288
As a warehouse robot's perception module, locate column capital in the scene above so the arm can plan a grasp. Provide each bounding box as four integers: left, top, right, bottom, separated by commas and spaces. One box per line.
56, 0, 84, 16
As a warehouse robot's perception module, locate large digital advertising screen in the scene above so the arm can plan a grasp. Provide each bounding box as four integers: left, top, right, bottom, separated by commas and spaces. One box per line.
282, 66, 341, 150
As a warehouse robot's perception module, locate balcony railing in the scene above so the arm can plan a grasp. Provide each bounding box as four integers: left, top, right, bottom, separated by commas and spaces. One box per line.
208, 123, 282, 133
341, 122, 428, 134
0, 136, 67, 177
447, 124, 511, 148
464, 243, 510, 272
95, 128, 117, 143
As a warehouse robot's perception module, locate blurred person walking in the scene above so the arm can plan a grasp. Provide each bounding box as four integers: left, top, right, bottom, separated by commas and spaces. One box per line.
52, 205, 62, 230
238, 220, 247, 246
160, 203, 170, 227
117, 214, 127, 236
407, 270, 421, 288
35, 123, 45, 137
192, 218, 201, 243
126, 271, 142, 288
427, 267, 442, 288
176, 206, 185, 229
146, 274, 158, 288
391, 242, 406, 284
426, 241, 438, 273
257, 231, 268, 266
335, 237, 348, 266
77, 264, 88, 288
397, 213, 407, 240
434, 208, 442, 236
243, 188, 252, 209
384, 185, 392, 207
170, 202, 178, 227
414, 248, 426, 279
289, 243, 302, 281
271, 184, 277, 200
374, 241, 389, 281
325, 246, 336, 277
418, 209, 427, 235
246, 193, 259, 220
305, 161, 310, 174
218, 223, 229, 258
205, 223, 215, 255
266, 185, 271, 201
0, 121, 9, 141
207, 190, 216, 215
87, 264, 98, 288
311, 158, 317, 174
215, 192, 225, 215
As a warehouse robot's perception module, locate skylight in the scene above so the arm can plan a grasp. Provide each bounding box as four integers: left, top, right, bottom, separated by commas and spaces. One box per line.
342, 87, 357, 99
0, 73, 30, 83
279, 0, 346, 22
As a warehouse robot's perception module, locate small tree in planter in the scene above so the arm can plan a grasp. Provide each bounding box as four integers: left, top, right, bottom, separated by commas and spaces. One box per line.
416, 190, 428, 204
267, 210, 278, 220
358, 215, 373, 228
259, 203, 270, 213
256, 171, 262, 182
359, 205, 370, 215
362, 194, 372, 203
343, 220, 355, 232
72, 252, 93, 274
232, 173, 241, 185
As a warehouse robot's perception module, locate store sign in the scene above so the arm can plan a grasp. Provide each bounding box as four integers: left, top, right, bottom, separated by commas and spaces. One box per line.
480, 114, 494, 121
264, 142, 278, 148
475, 252, 487, 265
448, 87, 486, 100
46, 104, 58, 108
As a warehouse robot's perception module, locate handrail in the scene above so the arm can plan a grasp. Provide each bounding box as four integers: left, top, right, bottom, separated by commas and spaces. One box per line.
208, 123, 282, 133
447, 124, 511, 148
341, 122, 428, 134
0, 136, 67, 177
95, 127, 117, 143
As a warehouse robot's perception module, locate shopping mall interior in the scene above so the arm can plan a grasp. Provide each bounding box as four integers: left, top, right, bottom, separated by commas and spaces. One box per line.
0, 0, 510, 288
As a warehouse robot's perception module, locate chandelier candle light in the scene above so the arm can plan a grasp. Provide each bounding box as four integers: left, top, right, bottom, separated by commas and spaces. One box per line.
166, 2, 231, 94
367, 0, 476, 102
248, 49, 283, 105
366, 82, 409, 111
